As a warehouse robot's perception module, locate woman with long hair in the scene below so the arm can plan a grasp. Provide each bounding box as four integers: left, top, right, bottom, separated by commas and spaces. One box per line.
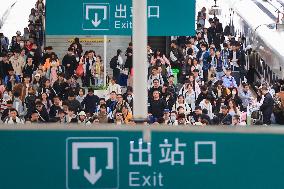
228, 99, 241, 117
40, 92, 52, 113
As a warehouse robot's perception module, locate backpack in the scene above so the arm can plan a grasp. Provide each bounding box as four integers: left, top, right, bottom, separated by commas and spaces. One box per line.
110, 56, 118, 69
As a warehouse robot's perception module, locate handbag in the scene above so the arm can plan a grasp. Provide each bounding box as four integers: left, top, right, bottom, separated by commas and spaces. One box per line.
76, 64, 84, 77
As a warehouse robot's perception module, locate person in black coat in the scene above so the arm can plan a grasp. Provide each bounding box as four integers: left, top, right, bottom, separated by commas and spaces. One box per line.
83, 51, 96, 87
53, 73, 69, 101
207, 21, 216, 45
124, 43, 133, 73
30, 43, 42, 67
81, 88, 100, 114
1, 53, 13, 78
22, 55, 37, 79
65, 92, 82, 114
27, 101, 49, 122
149, 90, 168, 120
111, 49, 122, 82
0, 53, 5, 77
196, 85, 214, 106
212, 105, 232, 125
62, 47, 78, 78
1, 100, 14, 122
37, 79, 56, 100
49, 96, 63, 122
260, 86, 274, 125
70, 37, 83, 59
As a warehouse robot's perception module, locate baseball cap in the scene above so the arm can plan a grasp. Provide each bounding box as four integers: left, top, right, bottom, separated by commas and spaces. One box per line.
163, 109, 170, 113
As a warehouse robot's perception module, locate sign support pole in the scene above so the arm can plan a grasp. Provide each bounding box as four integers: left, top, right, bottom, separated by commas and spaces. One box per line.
104, 35, 107, 86
132, 0, 148, 122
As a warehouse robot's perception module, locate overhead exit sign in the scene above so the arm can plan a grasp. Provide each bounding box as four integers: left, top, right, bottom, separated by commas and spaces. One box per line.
45, 0, 196, 36
1, 127, 284, 189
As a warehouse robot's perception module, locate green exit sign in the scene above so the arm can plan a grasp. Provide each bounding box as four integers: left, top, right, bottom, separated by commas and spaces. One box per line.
0, 127, 284, 189
46, 0, 196, 36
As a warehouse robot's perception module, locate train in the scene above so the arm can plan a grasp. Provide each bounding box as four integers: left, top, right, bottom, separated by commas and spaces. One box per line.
226, 0, 284, 83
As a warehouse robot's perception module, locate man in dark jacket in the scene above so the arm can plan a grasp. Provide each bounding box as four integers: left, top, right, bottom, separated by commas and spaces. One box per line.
207, 21, 216, 45
22, 55, 36, 79
70, 37, 83, 59
196, 85, 214, 106
81, 88, 100, 114
169, 40, 184, 76
83, 51, 96, 87
62, 47, 77, 78
32, 101, 50, 122
30, 43, 42, 67
53, 73, 69, 101
212, 105, 232, 125
1, 100, 13, 122
124, 43, 133, 73
111, 49, 122, 82
0, 53, 5, 77
260, 86, 274, 125
106, 91, 117, 112
149, 90, 168, 120
49, 96, 63, 122
65, 92, 82, 114
1, 53, 13, 78
37, 79, 56, 100
214, 18, 223, 50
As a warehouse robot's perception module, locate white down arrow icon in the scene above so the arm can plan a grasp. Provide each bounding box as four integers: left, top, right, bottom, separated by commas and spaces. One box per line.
92, 13, 101, 27
85, 5, 108, 28
84, 157, 102, 185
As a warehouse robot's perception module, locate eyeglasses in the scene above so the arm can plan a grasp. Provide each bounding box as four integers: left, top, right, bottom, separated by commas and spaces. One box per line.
116, 114, 122, 116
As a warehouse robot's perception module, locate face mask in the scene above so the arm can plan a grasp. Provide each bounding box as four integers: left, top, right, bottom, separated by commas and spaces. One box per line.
3, 92, 9, 99
127, 96, 132, 101
170, 115, 176, 122
232, 91, 237, 95
20, 43, 24, 48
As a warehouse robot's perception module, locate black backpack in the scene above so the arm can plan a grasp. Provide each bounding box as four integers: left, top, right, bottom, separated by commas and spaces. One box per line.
110, 56, 118, 69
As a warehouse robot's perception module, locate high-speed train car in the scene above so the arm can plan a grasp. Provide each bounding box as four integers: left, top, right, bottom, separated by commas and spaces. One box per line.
227, 0, 284, 83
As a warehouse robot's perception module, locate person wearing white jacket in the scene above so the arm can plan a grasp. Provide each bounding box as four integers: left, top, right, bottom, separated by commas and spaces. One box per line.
4, 108, 24, 124
172, 95, 191, 116
183, 84, 197, 111
199, 97, 214, 119
107, 78, 122, 96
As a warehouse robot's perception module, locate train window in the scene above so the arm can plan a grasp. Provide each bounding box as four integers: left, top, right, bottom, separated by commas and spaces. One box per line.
269, 69, 272, 84
273, 73, 276, 83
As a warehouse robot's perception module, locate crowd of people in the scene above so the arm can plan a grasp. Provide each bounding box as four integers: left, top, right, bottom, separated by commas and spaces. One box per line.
0, 5, 283, 125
